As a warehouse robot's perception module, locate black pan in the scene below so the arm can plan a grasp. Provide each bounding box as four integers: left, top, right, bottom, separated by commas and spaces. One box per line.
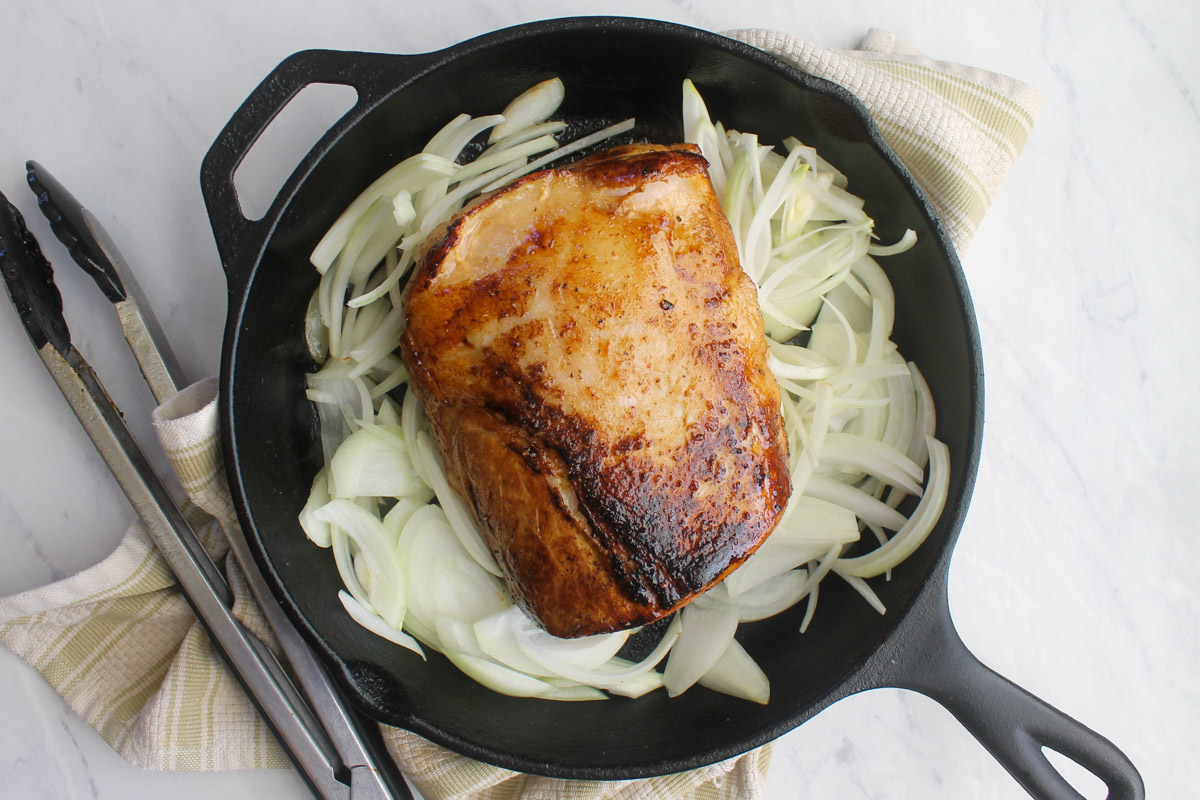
200, 17, 1142, 799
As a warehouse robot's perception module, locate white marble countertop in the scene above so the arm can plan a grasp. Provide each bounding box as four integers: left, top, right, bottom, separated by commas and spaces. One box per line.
1, 1, 1194, 798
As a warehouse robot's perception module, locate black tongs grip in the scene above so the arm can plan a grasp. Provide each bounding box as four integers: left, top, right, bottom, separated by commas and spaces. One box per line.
0, 199, 70, 353
26, 161, 124, 303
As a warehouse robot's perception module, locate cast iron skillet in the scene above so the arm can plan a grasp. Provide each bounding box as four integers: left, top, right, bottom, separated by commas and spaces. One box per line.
200, 17, 1143, 798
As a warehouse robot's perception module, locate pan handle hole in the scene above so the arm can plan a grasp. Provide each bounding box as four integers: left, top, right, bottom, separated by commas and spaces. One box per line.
1042, 746, 1106, 799
232, 83, 359, 221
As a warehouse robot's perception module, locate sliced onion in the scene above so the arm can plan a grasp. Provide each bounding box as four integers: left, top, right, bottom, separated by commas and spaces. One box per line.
838, 572, 887, 615
681, 78, 728, 195
474, 609, 558, 677
724, 538, 831, 597
799, 574, 821, 633
310, 153, 457, 272
867, 228, 917, 256
818, 432, 925, 496
481, 120, 567, 156
907, 362, 937, 469
314, 500, 406, 628
774, 495, 862, 545
881, 356, 917, 455
347, 246, 416, 309
401, 388, 430, 485
516, 614, 681, 690
508, 608, 631, 670
708, 569, 811, 622
382, 497, 426, 539
414, 432, 503, 578
340, 591, 424, 658
432, 556, 509, 623
480, 118, 635, 193
365, 359, 409, 398
600, 663, 666, 699
802, 474, 908, 531
836, 437, 950, 578
424, 113, 505, 161
519, 631, 630, 674
434, 615, 483, 658
298, 468, 332, 548
304, 289, 328, 363
663, 605, 739, 697
697, 638, 769, 705
323, 197, 397, 357
541, 684, 608, 702
443, 650, 554, 698
395, 506, 464, 642
330, 527, 371, 612
329, 426, 424, 500
489, 78, 565, 143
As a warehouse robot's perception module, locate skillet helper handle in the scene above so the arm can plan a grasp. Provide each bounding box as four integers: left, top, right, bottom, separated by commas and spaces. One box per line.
887, 592, 1144, 800
200, 48, 433, 291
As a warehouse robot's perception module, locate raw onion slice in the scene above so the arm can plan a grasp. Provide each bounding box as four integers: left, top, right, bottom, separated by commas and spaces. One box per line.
340, 591, 424, 658
663, 605, 739, 697
310, 153, 457, 272
723, 538, 833, 598
444, 650, 555, 698
434, 615, 483, 658
383, 496, 426, 539
704, 569, 811, 623
510, 613, 681, 691
414, 432, 503, 578
506, 608, 630, 670
474, 610, 558, 677
396, 505, 465, 639
431, 556, 508, 623
774, 495, 862, 544
599, 662, 666, 699
681, 78, 728, 195
298, 469, 333, 548
818, 432, 925, 496
489, 78, 565, 143
838, 572, 887, 615
427, 114, 505, 162
836, 437, 950, 578
541, 684, 609, 702
329, 425, 424, 500
480, 118, 635, 193
697, 638, 770, 705
314, 499, 406, 627
802, 474, 908, 531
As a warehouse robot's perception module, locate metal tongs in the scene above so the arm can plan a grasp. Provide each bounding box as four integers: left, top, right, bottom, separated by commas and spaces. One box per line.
0, 164, 413, 800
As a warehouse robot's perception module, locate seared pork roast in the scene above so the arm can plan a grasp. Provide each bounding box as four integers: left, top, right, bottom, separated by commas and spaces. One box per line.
400, 143, 790, 637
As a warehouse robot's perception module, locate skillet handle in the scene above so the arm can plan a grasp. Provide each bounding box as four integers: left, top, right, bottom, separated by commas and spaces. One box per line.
882, 588, 1144, 800
199, 48, 433, 293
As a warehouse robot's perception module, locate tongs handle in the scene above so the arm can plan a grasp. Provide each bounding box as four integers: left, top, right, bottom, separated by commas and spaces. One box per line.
51, 348, 353, 800
13, 169, 411, 799
0, 195, 352, 800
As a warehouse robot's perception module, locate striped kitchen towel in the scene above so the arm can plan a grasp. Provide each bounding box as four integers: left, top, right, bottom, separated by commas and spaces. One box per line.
726, 28, 1044, 252
0, 28, 1041, 800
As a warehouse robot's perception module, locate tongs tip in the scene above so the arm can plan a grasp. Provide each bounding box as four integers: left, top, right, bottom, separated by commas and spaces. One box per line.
0, 190, 71, 354
25, 160, 127, 304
